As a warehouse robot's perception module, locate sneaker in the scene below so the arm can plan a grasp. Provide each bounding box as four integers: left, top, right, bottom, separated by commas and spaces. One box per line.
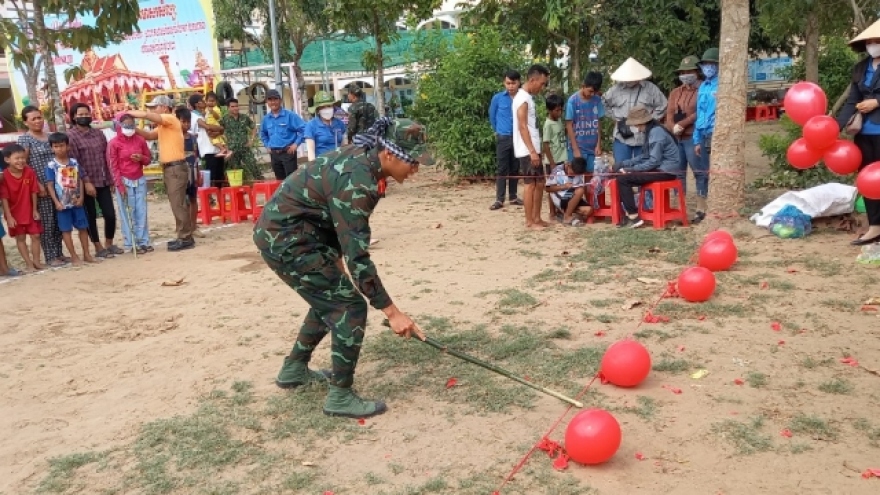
323, 385, 387, 419
691, 211, 706, 225
629, 218, 645, 229
135, 246, 148, 255
489, 201, 503, 211
275, 357, 331, 389
167, 239, 195, 251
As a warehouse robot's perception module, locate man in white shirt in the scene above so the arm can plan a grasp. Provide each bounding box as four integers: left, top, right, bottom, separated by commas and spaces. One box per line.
513, 64, 550, 230
187, 94, 225, 187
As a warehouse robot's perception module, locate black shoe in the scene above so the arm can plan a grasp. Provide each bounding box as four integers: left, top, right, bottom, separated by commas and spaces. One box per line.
168, 239, 195, 251
510, 198, 524, 206
617, 216, 632, 228
851, 234, 880, 246
691, 211, 706, 224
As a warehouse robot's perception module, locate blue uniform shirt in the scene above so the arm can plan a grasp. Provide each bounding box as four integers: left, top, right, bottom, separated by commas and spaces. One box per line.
260, 109, 306, 149
304, 117, 347, 157
693, 75, 718, 144
862, 64, 880, 136
489, 90, 514, 136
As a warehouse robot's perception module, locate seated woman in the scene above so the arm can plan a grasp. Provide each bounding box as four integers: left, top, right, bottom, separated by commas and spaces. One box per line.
304, 91, 347, 161
613, 105, 681, 228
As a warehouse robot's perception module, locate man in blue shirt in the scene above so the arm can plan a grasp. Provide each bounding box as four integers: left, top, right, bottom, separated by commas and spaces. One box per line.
692, 47, 719, 224
260, 89, 306, 180
488, 70, 523, 210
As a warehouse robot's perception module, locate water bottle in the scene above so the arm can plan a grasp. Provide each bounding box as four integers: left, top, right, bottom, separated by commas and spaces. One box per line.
594, 156, 608, 174
857, 244, 880, 265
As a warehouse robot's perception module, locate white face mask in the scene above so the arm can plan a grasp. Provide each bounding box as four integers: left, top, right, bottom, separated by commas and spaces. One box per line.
868, 43, 880, 58
318, 108, 334, 120
679, 74, 698, 86
122, 128, 136, 137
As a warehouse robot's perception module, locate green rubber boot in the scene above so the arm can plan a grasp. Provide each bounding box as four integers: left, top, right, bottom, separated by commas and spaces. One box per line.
275, 358, 331, 389
323, 385, 388, 419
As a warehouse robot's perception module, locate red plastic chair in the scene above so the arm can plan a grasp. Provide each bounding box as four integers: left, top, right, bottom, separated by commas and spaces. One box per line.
587, 179, 623, 225
197, 187, 222, 225
250, 180, 282, 223
220, 185, 253, 223
637, 179, 689, 230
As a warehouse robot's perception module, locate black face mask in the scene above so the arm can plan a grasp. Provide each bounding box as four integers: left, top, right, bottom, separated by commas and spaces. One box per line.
75, 116, 93, 127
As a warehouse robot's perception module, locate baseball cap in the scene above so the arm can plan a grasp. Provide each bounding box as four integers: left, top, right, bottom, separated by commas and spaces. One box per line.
387, 119, 435, 165
146, 95, 174, 108
266, 89, 282, 100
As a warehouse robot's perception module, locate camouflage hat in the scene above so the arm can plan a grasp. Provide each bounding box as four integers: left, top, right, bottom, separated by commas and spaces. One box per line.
346, 82, 364, 96
386, 119, 435, 165
309, 91, 337, 113
676, 55, 700, 72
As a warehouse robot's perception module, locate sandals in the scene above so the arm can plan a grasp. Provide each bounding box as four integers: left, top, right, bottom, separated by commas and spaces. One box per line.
510, 198, 524, 206
108, 245, 125, 255
95, 249, 114, 259
4, 268, 22, 277
489, 201, 503, 211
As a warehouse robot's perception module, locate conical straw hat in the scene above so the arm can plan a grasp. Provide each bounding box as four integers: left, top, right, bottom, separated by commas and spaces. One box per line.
849, 18, 880, 52
610, 58, 652, 82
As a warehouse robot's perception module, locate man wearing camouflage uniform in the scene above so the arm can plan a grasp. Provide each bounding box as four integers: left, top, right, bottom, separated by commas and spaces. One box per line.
253, 116, 432, 419
346, 83, 387, 196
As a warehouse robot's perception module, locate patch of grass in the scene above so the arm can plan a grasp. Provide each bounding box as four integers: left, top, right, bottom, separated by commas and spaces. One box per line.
852, 418, 880, 446
572, 228, 697, 267
818, 378, 854, 395
789, 443, 813, 454
803, 258, 845, 277
593, 313, 619, 324
518, 249, 544, 259
633, 328, 675, 342
746, 371, 768, 388
788, 414, 838, 441
571, 270, 606, 284
617, 395, 657, 420
531, 269, 563, 283
800, 356, 834, 369
282, 471, 318, 491
652, 357, 692, 374
819, 298, 859, 312
37, 452, 104, 493
588, 298, 616, 308
654, 300, 750, 320
712, 416, 773, 454
495, 289, 538, 314
548, 327, 572, 339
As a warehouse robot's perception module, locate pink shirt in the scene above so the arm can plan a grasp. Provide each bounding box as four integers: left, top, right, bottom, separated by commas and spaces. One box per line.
106, 133, 151, 191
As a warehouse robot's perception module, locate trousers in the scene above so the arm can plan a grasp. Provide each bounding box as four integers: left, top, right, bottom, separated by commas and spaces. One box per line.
495, 135, 519, 203
854, 134, 880, 226
116, 177, 151, 249
163, 162, 194, 240
83, 185, 116, 243
261, 247, 367, 388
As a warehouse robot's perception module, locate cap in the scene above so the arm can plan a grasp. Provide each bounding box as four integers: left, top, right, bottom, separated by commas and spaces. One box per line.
387, 119, 435, 165
700, 48, 719, 64
676, 55, 700, 72
146, 95, 174, 108
266, 89, 282, 100
309, 91, 337, 113
625, 105, 653, 126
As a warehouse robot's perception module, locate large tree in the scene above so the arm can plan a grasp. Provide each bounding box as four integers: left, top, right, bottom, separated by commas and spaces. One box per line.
0, 0, 142, 130
0, 1, 44, 106
707, 0, 750, 218
213, 0, 334, 114
326, 0, 441, 115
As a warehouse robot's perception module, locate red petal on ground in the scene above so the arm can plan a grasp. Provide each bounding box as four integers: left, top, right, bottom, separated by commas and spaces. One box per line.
445, 377, 458, 389
357, 419, 365, 426
778, 340, 785, 345
734, 378, 745, 385
594, 330, 606, 336
552, 453, 570, 471
771, 322, 782, 331
677, 345, 686, 352
780, 429, 792, 438
635, 452, 645, 460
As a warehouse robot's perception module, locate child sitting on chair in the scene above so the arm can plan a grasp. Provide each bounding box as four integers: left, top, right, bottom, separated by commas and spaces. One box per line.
545, 156, 593, 226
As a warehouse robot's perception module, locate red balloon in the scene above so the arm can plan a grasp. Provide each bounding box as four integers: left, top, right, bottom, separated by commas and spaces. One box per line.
802, 115, 840, 151
600, 340, 652, 387
787, 138, 822, 170
823, 140, 862, 175
783, 82, 828, 126
856, 161, 880, 200
677, 267, 716, 302
565, 409, 622, 465
698, 239, 738, 272
704, 230, 734, 245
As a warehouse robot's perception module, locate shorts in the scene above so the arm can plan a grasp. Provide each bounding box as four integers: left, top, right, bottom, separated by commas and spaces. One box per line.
518, 156, 544, 184
9, 220, 43, 237
560, 196, 590, 212
57, 207, 89, 232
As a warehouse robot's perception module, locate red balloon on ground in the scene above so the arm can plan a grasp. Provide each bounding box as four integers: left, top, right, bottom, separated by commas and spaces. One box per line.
600, 340, 652, 388
565, 409, 622, 465
856, 161, 880, 200
802, 115, 840, 151
677, 267, 716, 302
698, 238, 738, 272
704, 230, 734, 245
783, 82, 828, 126
823, 140, 862, 175
787, 138, 822, 170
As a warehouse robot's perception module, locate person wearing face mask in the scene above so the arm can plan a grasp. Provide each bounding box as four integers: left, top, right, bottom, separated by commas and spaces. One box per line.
68, 103, 121, 258
107, 113, 154, 254
666, 55, 702, 196
837, 20, 880, 246
692, 47, 720, 224
305, 91, 348, 161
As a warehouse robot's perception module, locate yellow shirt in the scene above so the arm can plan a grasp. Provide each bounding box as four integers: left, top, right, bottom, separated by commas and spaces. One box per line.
157, 114, 185, 164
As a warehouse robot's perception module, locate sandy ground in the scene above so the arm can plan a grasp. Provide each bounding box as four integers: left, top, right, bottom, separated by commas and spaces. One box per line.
2, 122, 880, 494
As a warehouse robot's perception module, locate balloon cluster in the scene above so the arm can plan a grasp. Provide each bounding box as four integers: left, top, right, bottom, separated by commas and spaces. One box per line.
783, 82, 880, 199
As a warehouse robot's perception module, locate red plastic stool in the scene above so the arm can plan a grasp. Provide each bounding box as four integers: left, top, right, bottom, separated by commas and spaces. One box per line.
197, 187, 222, 225
220, 185, 253, 223
587, 179, 623, 225
637, 179, 689, 230
755, 105, 778, 121
250, 180, 282, 223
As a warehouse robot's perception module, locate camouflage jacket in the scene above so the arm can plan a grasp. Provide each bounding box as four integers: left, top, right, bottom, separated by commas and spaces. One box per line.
253, 145, 391, 310
346, 101, 377, 141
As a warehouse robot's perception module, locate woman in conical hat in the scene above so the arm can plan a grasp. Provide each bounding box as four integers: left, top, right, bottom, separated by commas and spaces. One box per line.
838, 19, 880, 245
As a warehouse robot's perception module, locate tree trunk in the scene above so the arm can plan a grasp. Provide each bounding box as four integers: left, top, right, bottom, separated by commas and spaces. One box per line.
22, 59, 41, 106
31, 2, 66, 131
375, 38, 386, 117
570, 29, 581, 91
292, 61, 309, 116
804, 8, 820, 83
707, 0, 750, 219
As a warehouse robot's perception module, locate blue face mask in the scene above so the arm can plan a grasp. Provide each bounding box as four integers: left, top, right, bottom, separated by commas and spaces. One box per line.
700, 63, 718, 79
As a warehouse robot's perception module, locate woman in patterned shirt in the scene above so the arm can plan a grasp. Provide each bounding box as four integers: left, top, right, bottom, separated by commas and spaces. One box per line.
16, 106, 66, 267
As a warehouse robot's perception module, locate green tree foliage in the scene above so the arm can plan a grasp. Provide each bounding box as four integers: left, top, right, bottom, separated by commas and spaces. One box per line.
326, 0, 441, 115
780, 36, 860, 106
410, 27, 527, 177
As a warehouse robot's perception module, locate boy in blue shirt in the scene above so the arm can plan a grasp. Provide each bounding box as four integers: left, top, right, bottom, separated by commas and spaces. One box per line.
46, 133, 94, 265
565, 72, 605, 173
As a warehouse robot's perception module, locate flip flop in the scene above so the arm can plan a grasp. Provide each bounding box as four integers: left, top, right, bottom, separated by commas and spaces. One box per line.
5, 268, 22, 277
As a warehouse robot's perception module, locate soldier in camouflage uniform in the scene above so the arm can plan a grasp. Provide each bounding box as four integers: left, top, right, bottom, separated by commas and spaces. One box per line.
253, 116, 434, 419
345, 83, 387, 197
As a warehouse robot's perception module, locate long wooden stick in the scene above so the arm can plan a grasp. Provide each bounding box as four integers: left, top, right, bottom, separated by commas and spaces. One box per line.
421, 336, 584, 408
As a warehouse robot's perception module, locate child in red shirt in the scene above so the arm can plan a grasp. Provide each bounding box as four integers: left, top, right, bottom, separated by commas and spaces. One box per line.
1, 144, 44, 271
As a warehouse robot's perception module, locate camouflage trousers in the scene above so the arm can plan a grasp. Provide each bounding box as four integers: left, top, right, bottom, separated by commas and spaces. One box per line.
260, 248, 367, 388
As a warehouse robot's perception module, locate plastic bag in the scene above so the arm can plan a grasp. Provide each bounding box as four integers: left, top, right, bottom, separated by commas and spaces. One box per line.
856, 244, 880, 265
769, 204, 812, 239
